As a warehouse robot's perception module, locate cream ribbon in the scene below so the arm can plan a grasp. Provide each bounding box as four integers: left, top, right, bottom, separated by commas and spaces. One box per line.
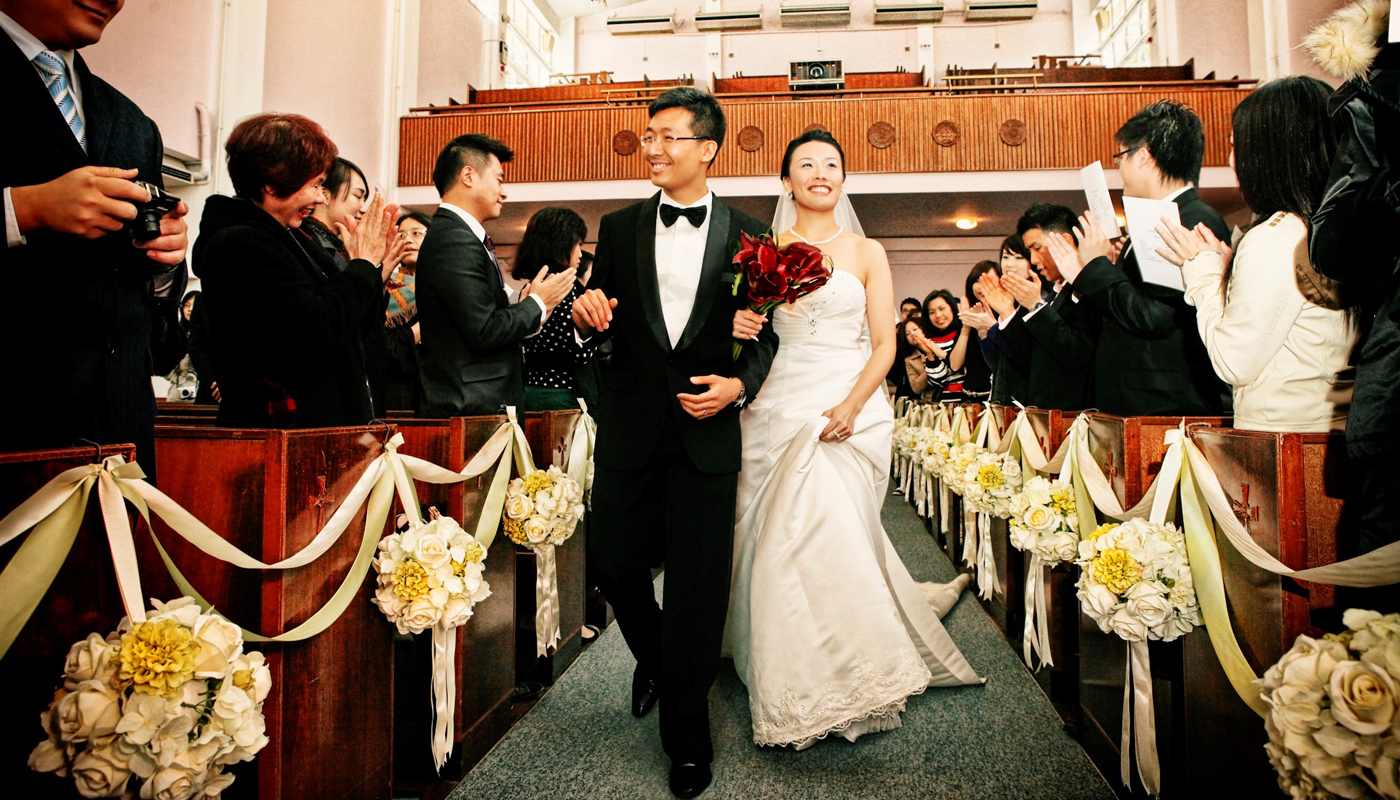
1022, 554, 1053, 669
567, 400, 597, 507
975, 512, 997, 601
534, 542, 560, 657
1122, 638, 1161, 796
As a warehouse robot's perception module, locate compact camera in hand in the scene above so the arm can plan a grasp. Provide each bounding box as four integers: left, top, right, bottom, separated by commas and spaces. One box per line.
130, 180, 180, 242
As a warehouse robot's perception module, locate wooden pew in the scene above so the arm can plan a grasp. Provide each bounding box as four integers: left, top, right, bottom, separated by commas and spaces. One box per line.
0, 444, 138, 796
1077, 414, 1227, 797
1176, 428, 1352, 794
518, 410, 586, 683
146, 425, 396, 800
389, 416, 517, 779
154, 400, 219, 427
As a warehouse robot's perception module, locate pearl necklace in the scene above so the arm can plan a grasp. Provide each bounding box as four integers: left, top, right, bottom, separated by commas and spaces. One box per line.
786, 226, 843, 246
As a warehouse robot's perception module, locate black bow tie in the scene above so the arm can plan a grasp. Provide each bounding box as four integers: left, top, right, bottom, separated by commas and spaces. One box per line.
660, 203, 707, 229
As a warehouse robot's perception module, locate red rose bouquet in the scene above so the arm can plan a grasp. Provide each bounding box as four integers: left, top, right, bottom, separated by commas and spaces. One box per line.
730, 231, 832, 358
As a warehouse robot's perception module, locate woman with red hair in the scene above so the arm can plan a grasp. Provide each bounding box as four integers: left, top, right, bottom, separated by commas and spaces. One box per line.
193, 113, 405, 427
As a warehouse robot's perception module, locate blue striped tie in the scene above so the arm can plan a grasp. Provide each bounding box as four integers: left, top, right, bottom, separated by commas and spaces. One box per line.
33, 50, 86, 153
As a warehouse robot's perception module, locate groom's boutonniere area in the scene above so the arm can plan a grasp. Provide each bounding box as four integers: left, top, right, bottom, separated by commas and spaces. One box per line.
729, 231, 833, 358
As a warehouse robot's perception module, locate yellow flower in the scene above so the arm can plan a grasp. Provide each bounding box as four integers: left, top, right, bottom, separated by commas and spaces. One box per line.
1051, 488, 1076, 517
521, 472, 554, 495
232, 668, 256, 693
1091, 548, 1142, 596
976, 463, 1004, 490
392, 558, 431, 601
461, 540, 485, 565
502, 517, 528, 546
114, 619, 200, 698
1086, 522, 1119, 542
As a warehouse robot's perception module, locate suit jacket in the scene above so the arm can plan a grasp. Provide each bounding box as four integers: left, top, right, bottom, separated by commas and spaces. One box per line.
0, 39, 185, 474
1000, 286, 1100, 411
586, 193, 776, 474
416, 208, 541, 417
982, 318, 1030, 405
193, 195, 380, 428
1072, 188, 1232, 416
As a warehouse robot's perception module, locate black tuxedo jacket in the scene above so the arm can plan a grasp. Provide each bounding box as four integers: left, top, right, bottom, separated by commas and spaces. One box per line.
193, 196, 381, 428
587, 193, 776, 474
1072, 188, 1232, 416
416, 208, 542, 417
1001, 285, 1100, 411
0, 38, 185, 473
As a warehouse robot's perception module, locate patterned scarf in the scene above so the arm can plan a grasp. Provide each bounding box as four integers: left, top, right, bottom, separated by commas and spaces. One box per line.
386, 270, 416, 328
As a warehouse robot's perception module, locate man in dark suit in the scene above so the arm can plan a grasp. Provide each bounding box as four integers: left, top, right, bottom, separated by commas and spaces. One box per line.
415, 134, 576, 417
572, 88, 777, 798
984, 203, 1100, 411
0, 0, 188, 478
1060, 100, 1232, 417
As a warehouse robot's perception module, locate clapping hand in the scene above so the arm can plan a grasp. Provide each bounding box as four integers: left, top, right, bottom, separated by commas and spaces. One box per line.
336, 192, 402, 281
572, 288, 618, 335
1074, 212, 1113, 266
1002, 269, 1044, 309
1045, 232, 1084, 284
733, 309, 766, 340
1156, 218, 1233, 268
528, 266, 578, 312
977, 272, 1016, 318
960, 301, 996, 334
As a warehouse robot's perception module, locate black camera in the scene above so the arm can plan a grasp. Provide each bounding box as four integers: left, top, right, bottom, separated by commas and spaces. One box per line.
131, 180, 180, 242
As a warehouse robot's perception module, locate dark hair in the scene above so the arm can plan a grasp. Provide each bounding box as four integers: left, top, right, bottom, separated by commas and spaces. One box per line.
921, 289, 959, 336
512, 207, 587, 280
1232, 77, 1337, 228
1000, 233, 1031, 262
648, 87, 727, 149
398, 210, 432, 228
432, 133, 514, 196
1116, 100, 1206, 186
226, 113, 337, 199
895, 317, 923, 363
781, 130, 846, 180
965, 260, 1001, 304
899, 297, 921, 310
324, 157, 367, 202
1016, 203, 1078, 238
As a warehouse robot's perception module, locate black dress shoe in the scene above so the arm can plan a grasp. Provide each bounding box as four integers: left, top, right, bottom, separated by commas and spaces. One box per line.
669, 762, 712, 798
631, 668, 659, 718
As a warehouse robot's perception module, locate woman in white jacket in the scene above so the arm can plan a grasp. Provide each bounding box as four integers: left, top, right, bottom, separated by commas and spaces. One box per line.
1157, 76, 1356, 433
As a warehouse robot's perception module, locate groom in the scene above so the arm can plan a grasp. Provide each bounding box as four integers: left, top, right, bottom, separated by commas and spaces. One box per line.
572, 88, 776, 798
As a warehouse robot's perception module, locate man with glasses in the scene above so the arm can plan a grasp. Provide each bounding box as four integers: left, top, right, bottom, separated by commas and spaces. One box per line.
571, 87, 776, 798
1053, 100, 1232, 416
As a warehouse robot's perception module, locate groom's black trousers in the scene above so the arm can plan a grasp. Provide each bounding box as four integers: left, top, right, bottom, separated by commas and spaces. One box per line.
589, 413, 738, 765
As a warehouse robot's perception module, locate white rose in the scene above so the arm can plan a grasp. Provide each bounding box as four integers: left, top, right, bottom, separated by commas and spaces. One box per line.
142, 766, 200, 800
191, 614, 243, 680
1038, 531, 1079, 564
1328, 660, 1399, 735
200, 770, 236, 797
1009, 524, 1036, 552
401, 596, 441, 634
524, 517, 551, 545
1124, 581, 1173, 628
373, 584, 406, 621
28, 735, 68, 774
1081, 583, 1120, 621
560, 477, 583, 504
55, 679, 122, 743
1361, 635, 1400, 682
533, 491, 559, 520
1019, 504, 1062, 535
72, 739, 135, 798
116, 693, 173, 745
146, 597, 202, 629
412, 532, 452, 569
1278, 636, 1349, 693
64, 633, 117, 686
1022, 478, 1053, 507
228, 651, 272, 706
441, 596, 474, 629
1108, 605, 1149, 642
504, 493, 533, 521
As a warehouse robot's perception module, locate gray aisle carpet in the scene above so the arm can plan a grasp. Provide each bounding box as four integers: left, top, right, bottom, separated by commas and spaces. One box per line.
447, 491, 1114, 800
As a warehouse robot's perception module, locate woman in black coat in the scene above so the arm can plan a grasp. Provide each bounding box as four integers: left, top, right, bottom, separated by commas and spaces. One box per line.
192, 113, 403, 428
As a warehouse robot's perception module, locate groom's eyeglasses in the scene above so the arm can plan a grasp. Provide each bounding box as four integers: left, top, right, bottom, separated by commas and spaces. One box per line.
639, 134, 709, 147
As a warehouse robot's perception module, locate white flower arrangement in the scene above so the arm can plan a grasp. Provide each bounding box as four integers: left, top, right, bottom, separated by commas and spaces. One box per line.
1009, 476, 1080, 565
502, 466, 586, 548
960, 450, 1023, 518
29, 597, 270, 799
1257, 610, 1400, 800
1075, 519, 1201, 643
941, 441, 984, 495
919, 427, 955, 477
372, 516, 491, 636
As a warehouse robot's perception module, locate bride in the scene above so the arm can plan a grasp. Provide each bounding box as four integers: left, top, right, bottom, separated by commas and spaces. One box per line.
722, 131, 983, 750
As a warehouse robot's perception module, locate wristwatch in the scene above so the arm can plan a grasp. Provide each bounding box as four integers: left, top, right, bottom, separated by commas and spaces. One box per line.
1028, 299, 1048, 314
732, 378, 747, 408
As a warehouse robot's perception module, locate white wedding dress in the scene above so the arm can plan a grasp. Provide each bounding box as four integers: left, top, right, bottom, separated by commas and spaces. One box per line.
723, 267, 984, 749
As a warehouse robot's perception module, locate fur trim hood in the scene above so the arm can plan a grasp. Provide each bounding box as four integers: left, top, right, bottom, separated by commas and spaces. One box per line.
1306, 0, 1391, 81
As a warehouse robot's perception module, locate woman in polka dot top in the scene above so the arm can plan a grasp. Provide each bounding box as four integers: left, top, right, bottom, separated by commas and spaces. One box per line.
513, 207, 589, 411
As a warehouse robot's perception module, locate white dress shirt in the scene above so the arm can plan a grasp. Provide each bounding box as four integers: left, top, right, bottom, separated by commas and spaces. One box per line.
2, 10, 86, 249
655, 191, 714, 347
1181, 211, 1355, 432
437, 202, 546, 330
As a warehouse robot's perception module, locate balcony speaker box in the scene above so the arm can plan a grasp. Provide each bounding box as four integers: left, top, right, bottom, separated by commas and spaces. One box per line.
605, 14, 678, 34
695, 10, 763, 31
964, 0, 1038, 21
873, 3, 946, 24
779, 3, 852, 27
789, 60, 844, 90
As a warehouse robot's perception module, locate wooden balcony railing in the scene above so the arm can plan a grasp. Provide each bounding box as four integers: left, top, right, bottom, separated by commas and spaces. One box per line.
397, 86, 1250, 186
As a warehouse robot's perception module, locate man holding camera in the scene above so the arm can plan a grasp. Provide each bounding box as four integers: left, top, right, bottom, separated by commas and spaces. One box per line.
0, 0, 188, 478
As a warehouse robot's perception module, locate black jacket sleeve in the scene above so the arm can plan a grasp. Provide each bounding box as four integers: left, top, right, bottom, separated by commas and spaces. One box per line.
1311, 90, 1400, 287
431, 227, 541, 350
1022, 299, 1098, 372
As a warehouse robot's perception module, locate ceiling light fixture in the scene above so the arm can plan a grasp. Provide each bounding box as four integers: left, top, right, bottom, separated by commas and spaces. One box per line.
955, 218, 977, 230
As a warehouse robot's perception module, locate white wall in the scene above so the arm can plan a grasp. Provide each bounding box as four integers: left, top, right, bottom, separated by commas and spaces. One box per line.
418, 0, 493, 102
574, 0, 1076, 84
